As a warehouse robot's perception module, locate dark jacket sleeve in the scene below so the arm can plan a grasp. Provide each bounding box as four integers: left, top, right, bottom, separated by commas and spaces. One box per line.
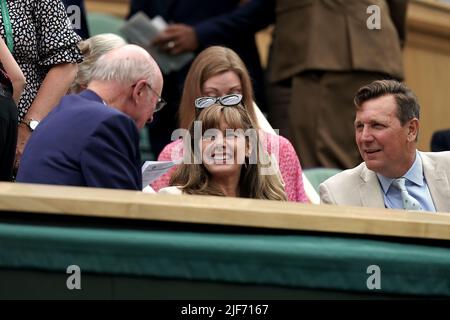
128, 0, 147, 18
194, 0, 276, 47
80, 114, 142, 190
387, 0, 408, 46
61, 0, 90, 39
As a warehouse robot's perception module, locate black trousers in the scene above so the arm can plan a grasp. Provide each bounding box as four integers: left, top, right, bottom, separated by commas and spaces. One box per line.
0, 95, 18, 181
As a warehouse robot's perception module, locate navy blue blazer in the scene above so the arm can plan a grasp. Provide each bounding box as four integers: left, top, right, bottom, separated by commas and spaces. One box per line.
17, 90, 142, 190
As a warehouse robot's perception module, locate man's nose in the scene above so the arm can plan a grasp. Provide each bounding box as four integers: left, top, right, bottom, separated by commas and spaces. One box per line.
360, 126, 374, 141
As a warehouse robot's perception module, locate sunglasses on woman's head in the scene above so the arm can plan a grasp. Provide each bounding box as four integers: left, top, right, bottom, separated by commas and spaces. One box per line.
195, 94, 243, 109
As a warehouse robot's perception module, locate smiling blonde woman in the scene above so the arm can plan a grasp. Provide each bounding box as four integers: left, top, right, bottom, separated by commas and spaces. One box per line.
159, 103, 286, 201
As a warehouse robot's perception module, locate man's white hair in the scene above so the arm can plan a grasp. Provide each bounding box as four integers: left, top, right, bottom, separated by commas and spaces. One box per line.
90, 45, 156, 87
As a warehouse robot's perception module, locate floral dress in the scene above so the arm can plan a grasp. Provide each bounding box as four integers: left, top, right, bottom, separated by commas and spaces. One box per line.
0, 0, 82, 120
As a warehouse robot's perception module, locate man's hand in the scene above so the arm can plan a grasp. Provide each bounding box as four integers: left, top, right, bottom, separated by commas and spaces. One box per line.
14, 123, 31, 172
152, 24, 199, 55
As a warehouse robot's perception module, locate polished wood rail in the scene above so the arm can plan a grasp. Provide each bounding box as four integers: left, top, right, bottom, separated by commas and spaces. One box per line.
1, 182, 450, 240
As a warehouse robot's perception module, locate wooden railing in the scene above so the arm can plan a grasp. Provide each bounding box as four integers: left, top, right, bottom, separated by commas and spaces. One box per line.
85, 0, 130, 17
1, 182, 450, 240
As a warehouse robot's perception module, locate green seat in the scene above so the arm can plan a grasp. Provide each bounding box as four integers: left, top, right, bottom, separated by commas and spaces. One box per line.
86, 13, 125, 36
304, 168, 342, 193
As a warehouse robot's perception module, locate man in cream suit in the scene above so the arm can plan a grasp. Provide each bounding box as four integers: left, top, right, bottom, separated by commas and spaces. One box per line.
320, 80, 450, 213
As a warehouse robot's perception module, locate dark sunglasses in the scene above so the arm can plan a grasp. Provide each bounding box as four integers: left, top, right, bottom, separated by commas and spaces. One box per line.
194, 94, 243, 109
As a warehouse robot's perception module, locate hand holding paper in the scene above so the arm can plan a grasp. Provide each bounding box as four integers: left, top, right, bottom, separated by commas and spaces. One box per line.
120, 12, 194, 74
152, 24, 199, 55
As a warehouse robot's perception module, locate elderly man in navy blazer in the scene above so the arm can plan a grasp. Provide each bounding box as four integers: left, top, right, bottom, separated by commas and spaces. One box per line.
17, 45, 164, 190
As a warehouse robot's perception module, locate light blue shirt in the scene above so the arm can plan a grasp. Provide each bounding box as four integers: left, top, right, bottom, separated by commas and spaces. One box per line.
376, 151, 436, 212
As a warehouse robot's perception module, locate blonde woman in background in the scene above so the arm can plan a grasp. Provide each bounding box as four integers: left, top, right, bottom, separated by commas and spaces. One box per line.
70, 33, 127, 93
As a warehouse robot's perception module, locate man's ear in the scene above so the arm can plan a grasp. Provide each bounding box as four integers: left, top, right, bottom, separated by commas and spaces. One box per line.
407, 118, 420, 142
132, 80, 147, 103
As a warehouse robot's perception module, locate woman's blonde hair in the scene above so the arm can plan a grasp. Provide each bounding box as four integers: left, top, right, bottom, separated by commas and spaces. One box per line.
178, 46, 258, 130
70, 33, 127, 93
171, 104, 286, 201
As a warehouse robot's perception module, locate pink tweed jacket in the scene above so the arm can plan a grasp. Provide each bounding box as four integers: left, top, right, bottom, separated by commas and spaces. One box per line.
151, 131, 308, 202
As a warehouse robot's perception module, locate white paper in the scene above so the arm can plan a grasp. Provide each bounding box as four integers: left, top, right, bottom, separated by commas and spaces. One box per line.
151, 15, 168, 31
141, 160, 180, 189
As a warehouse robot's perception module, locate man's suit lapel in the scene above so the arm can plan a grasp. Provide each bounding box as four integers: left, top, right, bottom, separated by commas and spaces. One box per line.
359, 165, 385, 208
421, 152, 450, 213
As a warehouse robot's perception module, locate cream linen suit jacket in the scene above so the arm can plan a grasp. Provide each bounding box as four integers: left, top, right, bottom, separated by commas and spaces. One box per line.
319, 152, 450, 213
